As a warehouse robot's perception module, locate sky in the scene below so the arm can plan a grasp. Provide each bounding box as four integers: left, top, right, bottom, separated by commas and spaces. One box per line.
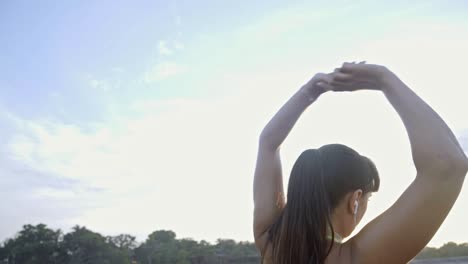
1, 0, 468, 247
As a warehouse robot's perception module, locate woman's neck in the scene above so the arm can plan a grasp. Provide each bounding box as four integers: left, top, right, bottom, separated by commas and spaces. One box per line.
326, 227, 344, 243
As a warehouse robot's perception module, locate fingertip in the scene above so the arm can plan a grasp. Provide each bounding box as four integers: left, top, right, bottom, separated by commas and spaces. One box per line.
333, 72, 352, 82
340, 62, 355, 74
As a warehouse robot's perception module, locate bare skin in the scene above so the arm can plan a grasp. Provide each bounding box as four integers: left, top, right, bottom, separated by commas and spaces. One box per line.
253, 62, 468, 264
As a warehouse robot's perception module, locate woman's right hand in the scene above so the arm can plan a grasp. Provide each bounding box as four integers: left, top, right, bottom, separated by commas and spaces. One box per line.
301, 72, 335, 102
330, 62, 392, 92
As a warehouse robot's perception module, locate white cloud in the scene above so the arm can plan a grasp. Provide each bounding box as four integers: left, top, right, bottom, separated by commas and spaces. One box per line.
6, 95, 263, 241
89, 79, 111, 91
173, 40, 184, 50
143, 62, 186, 83
83, 73, 117, 92
157, 39, 184, 56
111, 67, 125, 73
34, 187, 77, 199
158, 40, 173, 56
175, 15, 182, 26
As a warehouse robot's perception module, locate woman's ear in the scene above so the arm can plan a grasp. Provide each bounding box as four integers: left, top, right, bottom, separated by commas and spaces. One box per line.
348, 189, 363, 214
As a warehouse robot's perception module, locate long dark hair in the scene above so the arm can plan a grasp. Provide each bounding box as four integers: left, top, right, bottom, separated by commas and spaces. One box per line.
266, 144, 380, 264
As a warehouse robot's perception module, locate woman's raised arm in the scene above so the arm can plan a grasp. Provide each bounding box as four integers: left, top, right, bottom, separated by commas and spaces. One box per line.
253, 73, 333, 252
333, 63, 468, 264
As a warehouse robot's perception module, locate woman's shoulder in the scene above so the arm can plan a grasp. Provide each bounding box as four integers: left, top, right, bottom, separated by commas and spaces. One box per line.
326, 242, 354, 264
260, 240, 354, 264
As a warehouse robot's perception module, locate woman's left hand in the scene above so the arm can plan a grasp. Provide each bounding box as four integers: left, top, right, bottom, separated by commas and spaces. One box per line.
301, 72, 335, 101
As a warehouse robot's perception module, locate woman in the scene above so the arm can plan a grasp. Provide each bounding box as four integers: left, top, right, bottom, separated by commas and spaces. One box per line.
253, 62, 468, 264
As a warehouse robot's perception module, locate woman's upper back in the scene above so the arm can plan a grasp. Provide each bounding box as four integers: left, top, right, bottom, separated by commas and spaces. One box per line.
260, 239, 353, 264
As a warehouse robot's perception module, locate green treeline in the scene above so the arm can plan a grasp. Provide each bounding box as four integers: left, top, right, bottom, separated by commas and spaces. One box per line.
416, 242, 468, 259
0, 224, 467, 264
0, 224, 257, 264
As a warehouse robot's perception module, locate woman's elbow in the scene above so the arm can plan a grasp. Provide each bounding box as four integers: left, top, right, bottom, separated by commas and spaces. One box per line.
441, 155, 468, 179
258, 133, 278, 152
418, 155, 468, 180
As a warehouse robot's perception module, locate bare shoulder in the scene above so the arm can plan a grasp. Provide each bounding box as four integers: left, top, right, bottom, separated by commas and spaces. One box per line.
326, 242, 354, 264
259, 238, 354, 264
347, 175, 465, 264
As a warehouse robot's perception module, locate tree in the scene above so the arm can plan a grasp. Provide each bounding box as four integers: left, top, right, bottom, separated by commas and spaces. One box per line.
213, 239, 257, 257
107, 234, 137, 262
1, 223, 466, 263
0, 242, 8, 263
135, 230, 178, 264
416, 242, 468, 259
60, 226, 130, 264
0, 224, 63, 264
107, 234, 137, 250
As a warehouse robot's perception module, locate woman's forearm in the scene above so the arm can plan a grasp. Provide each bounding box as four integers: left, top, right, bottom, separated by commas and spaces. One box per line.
381, 70, 468, 176
259, 86, 317, 151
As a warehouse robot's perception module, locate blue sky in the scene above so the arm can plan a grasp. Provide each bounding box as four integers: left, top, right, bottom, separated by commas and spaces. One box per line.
1, 0, 468, 246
